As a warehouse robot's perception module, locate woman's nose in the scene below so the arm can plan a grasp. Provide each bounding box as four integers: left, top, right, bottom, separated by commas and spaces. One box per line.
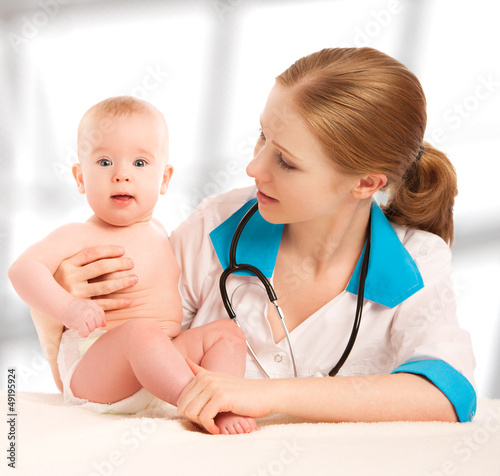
245, 157, 258, 179
246, 145, 272, 182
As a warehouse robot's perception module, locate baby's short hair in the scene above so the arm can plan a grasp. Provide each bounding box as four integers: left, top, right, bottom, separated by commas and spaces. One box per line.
77, 96, 168, 157
87, 96, 162, 118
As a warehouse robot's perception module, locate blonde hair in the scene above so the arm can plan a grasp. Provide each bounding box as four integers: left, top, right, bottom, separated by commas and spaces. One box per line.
83, 95, 164, 119
276, 48, 457, 246
77, 96, 168, 157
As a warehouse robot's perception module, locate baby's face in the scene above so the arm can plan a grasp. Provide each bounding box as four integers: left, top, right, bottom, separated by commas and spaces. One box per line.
73, 112, 172, 226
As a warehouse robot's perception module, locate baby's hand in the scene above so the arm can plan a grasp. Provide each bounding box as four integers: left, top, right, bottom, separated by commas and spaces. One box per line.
61, 298, 106, 338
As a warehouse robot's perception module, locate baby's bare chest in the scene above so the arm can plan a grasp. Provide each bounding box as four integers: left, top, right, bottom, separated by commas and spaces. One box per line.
89, 225, 175, 290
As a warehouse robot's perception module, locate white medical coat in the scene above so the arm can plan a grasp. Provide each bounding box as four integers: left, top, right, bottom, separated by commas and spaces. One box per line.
170, 186, 476, 421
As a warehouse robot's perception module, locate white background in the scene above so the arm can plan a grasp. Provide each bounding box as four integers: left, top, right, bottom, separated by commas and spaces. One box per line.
1, 0, 499, 397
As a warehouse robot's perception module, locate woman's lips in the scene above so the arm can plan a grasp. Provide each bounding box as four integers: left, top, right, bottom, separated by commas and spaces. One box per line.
256, 190, 279, 205
111, 194, 134, 206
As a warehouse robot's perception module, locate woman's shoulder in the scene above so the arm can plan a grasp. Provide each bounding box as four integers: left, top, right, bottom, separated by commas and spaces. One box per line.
391, 222, 453, 277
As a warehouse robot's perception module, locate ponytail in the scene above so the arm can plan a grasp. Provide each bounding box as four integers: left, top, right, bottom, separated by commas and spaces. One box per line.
381, 142, 458, 246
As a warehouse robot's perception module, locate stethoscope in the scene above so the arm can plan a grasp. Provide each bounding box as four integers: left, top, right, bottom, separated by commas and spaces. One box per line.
219, 201, 372, 378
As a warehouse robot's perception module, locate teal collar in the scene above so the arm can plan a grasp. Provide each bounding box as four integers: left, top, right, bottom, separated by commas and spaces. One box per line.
209, 199, 424, 308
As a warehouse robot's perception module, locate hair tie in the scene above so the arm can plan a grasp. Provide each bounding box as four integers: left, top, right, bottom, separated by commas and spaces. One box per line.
415, 144, 424, 162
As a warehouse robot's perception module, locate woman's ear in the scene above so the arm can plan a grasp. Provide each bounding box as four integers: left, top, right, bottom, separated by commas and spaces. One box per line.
352, 173, 387, 200
160, 164, 174, 195
72, 163, 85, 194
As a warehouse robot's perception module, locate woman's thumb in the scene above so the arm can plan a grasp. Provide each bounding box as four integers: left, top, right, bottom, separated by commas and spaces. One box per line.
186, 357, 204, 375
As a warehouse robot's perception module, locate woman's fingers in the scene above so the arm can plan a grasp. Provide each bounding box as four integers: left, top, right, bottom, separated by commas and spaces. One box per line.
92, 297, 133, 312
177, 369, 236, 434
185, 358, 203, 376
70, 245, 126, 267
177, 368, 208, 410
54, 246, 130, 286
180, 390, 221, 435
84, 257, 135, 283
177, 369, 271, 434
177, 370, 211, 418
198, 400, 225, 435
53, 245, 136, 300
87, 274, 138, 297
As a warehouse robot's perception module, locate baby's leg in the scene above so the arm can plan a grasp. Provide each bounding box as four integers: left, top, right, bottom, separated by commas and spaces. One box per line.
172, 320, 258, 434
70, 319, 194, 406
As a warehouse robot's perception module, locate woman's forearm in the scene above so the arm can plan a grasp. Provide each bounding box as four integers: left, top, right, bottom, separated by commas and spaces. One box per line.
177, 365, 458, 434
264, 373, 457, 423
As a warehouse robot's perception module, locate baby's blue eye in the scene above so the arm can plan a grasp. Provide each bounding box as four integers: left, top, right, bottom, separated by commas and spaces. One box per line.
98, 158, 112, 167
134, 159, 146, 167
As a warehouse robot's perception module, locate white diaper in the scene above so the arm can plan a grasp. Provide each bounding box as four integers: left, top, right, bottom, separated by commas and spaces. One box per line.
57, 328, 163, 414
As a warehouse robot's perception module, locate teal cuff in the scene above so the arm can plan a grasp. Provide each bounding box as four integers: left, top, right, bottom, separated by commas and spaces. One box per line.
392, 359, 476, 422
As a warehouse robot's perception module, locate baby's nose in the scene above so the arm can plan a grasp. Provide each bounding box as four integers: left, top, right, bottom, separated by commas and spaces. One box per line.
113, 172, 131, 182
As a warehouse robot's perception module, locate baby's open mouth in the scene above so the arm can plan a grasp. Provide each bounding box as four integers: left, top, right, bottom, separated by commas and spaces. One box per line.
111, 194, 134, 205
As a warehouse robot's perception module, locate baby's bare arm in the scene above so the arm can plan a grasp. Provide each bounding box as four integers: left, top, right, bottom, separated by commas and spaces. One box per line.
8, 224, 105, 336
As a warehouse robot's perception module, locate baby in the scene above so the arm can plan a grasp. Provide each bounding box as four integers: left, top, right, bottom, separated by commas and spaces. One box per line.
8, 96, 256, 434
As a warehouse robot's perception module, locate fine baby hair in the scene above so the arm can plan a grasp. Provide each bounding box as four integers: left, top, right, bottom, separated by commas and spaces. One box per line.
77, 95, 169, 160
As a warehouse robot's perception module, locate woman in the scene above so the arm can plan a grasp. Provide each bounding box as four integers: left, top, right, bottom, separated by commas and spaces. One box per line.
53, 48, 476, 433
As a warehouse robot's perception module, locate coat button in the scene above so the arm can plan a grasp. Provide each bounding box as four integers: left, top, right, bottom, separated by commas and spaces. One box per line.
274, 354, 283, 363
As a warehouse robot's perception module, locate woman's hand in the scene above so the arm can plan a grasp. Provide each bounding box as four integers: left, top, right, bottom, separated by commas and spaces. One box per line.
53, 245, 137, 311
177, 359, 273, 434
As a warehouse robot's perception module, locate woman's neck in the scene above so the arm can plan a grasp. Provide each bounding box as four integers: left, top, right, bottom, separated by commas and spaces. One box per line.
280, 199, 372, 276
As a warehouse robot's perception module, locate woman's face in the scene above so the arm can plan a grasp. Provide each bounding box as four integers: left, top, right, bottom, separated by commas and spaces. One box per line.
246, 84, 360, 225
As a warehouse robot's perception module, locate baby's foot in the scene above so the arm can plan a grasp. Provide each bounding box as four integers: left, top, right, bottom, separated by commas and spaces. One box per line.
214, 412, 258, 435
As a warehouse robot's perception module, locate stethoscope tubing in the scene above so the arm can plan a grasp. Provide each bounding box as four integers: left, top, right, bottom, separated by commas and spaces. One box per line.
328, 214, 371, 377
219, 201, 371, 379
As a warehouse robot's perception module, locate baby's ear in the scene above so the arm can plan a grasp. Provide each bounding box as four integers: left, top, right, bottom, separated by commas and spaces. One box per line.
72, 163, 85, 194
160, 164, 174, 195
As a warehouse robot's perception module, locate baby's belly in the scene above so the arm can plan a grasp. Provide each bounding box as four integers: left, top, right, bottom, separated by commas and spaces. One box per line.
101, 287, 173, 330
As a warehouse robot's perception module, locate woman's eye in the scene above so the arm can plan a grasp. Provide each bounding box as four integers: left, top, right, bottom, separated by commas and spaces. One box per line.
275, 151, 295, 171
259, 128, 295, 171
134, 159, 146, 167
98, 158, 112, 167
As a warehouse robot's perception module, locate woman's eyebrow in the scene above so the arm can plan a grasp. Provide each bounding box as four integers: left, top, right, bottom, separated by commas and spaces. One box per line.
270, 140, 302, 162
260, 118, 302, 161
